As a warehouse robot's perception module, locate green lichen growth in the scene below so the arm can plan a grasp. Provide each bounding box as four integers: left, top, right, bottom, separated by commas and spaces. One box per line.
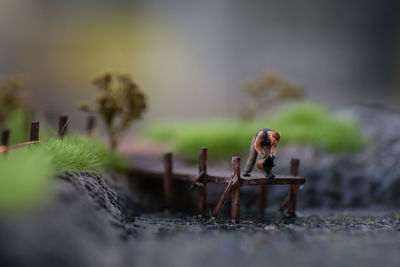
0, 150, 53, 215
26, 135, 129, 174
0, 134, 128, 215
143, 102, 365, 161
80, 72, 146, 149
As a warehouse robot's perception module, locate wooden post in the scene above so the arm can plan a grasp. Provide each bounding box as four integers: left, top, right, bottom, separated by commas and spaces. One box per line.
231, 156, 241, 223
30, 121, 39, 142
86, 115, 96, 136
258, 185, 268, 214
1, 129, 10, 154
198, 147, 208, 216
163, 153, 173, 211
212, 179, 234, 218
58, 115, 68, 139
288, 158, 300, 216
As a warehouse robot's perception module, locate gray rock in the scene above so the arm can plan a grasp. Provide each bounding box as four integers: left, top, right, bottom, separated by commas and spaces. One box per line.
0, 172, 139, 267
267, 104, 400, 208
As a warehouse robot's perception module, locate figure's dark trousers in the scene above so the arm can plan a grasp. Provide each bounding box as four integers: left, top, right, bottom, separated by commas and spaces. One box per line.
244, 136, 259, 175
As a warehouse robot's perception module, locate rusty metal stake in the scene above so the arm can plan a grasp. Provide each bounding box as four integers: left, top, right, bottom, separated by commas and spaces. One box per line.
231, 156, 241, 223
163, 153, 174, 211
86, 115, 96, 136
279, 158, 300, 215
212, 179, 234, 218
1, 129, 10, 154
212, 156, 242, 219
58, 115, 68, 139
30, 121, 39, 142
288, 159, 300, 215
197, 148, 208, 216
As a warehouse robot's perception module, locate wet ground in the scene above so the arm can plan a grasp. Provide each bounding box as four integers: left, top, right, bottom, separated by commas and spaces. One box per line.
131, 211, 400, 267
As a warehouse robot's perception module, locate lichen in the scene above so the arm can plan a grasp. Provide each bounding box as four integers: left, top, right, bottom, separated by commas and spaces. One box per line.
80, 72, 146, 149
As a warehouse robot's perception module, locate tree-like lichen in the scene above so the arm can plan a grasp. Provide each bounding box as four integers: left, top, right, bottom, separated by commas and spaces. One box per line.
240, 74, 304, 120
0, 77, 30, 126
80, 72, 146, 149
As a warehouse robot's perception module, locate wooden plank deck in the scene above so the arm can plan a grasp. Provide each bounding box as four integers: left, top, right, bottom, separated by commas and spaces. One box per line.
130, 169, 306, 185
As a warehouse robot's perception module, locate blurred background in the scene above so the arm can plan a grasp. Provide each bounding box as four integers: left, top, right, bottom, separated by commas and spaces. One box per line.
1, 0, 399, 130
2, 3, 400, 267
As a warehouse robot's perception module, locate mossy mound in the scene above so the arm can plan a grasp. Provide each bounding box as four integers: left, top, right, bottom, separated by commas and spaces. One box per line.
143, 102, 364, 161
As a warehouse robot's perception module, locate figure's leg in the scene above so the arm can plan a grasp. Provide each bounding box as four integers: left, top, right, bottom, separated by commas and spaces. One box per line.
243, 137, 257, 176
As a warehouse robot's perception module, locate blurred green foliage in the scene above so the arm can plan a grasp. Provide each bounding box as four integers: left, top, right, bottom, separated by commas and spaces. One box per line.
144, 102, 365, 161
0, 150, 53, 215
0, 77, 32, 143
0, 77, 29, 124
3, 109, 30, 143
3, 109, 61, 144
0, 135, 128, 215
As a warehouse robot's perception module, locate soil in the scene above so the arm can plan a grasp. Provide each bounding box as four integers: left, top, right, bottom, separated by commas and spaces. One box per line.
132, 211, 400, 267
1, 170, 399, 267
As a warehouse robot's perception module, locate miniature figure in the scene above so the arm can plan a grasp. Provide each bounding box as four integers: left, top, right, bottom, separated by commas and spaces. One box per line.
243, 129, 281, 178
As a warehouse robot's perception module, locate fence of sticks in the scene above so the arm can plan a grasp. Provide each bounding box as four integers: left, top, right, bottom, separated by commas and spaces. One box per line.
0, 115, 96, 153
131, 148, 306, 222
1, 116, 306, 222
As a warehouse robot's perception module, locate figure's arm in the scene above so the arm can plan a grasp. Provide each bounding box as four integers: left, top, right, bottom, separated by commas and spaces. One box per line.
266, 131, 279, 158
270, 142, 278, 157
254, 132, 266, 157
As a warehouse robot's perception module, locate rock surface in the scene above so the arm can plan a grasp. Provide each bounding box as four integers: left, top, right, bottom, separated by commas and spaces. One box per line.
268, 104, 400, 208
127, 104, 400, 209
0, 172, 139, 267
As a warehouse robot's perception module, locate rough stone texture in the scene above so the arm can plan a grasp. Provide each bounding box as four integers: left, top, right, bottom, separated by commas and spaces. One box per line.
266, 104, 400, 208
0, 172, 139, 267
62, 172, 141, 222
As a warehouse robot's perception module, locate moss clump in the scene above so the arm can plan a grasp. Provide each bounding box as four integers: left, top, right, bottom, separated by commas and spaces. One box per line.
0, 150, 53, 215
266, 103, 364, 152
0, 135, 128, 215
143, 102, 365, 161
22, 135, 129, 174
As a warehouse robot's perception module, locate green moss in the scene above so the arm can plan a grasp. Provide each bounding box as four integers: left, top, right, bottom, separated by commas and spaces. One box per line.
143, 102, 365, 161
3, 109, 56, 144
266, 103, 364, 152
3, 109, 30, 144
0, 150, 53, 215
22, 135, 129, 174
0, 135, 128, 215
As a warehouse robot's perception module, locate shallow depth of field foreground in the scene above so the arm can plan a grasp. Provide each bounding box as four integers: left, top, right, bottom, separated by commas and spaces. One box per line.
1, 1, 400, 267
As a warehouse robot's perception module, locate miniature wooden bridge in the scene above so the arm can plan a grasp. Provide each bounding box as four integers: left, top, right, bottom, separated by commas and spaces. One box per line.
131, 148, 306, 222
0, 118, 305, 222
